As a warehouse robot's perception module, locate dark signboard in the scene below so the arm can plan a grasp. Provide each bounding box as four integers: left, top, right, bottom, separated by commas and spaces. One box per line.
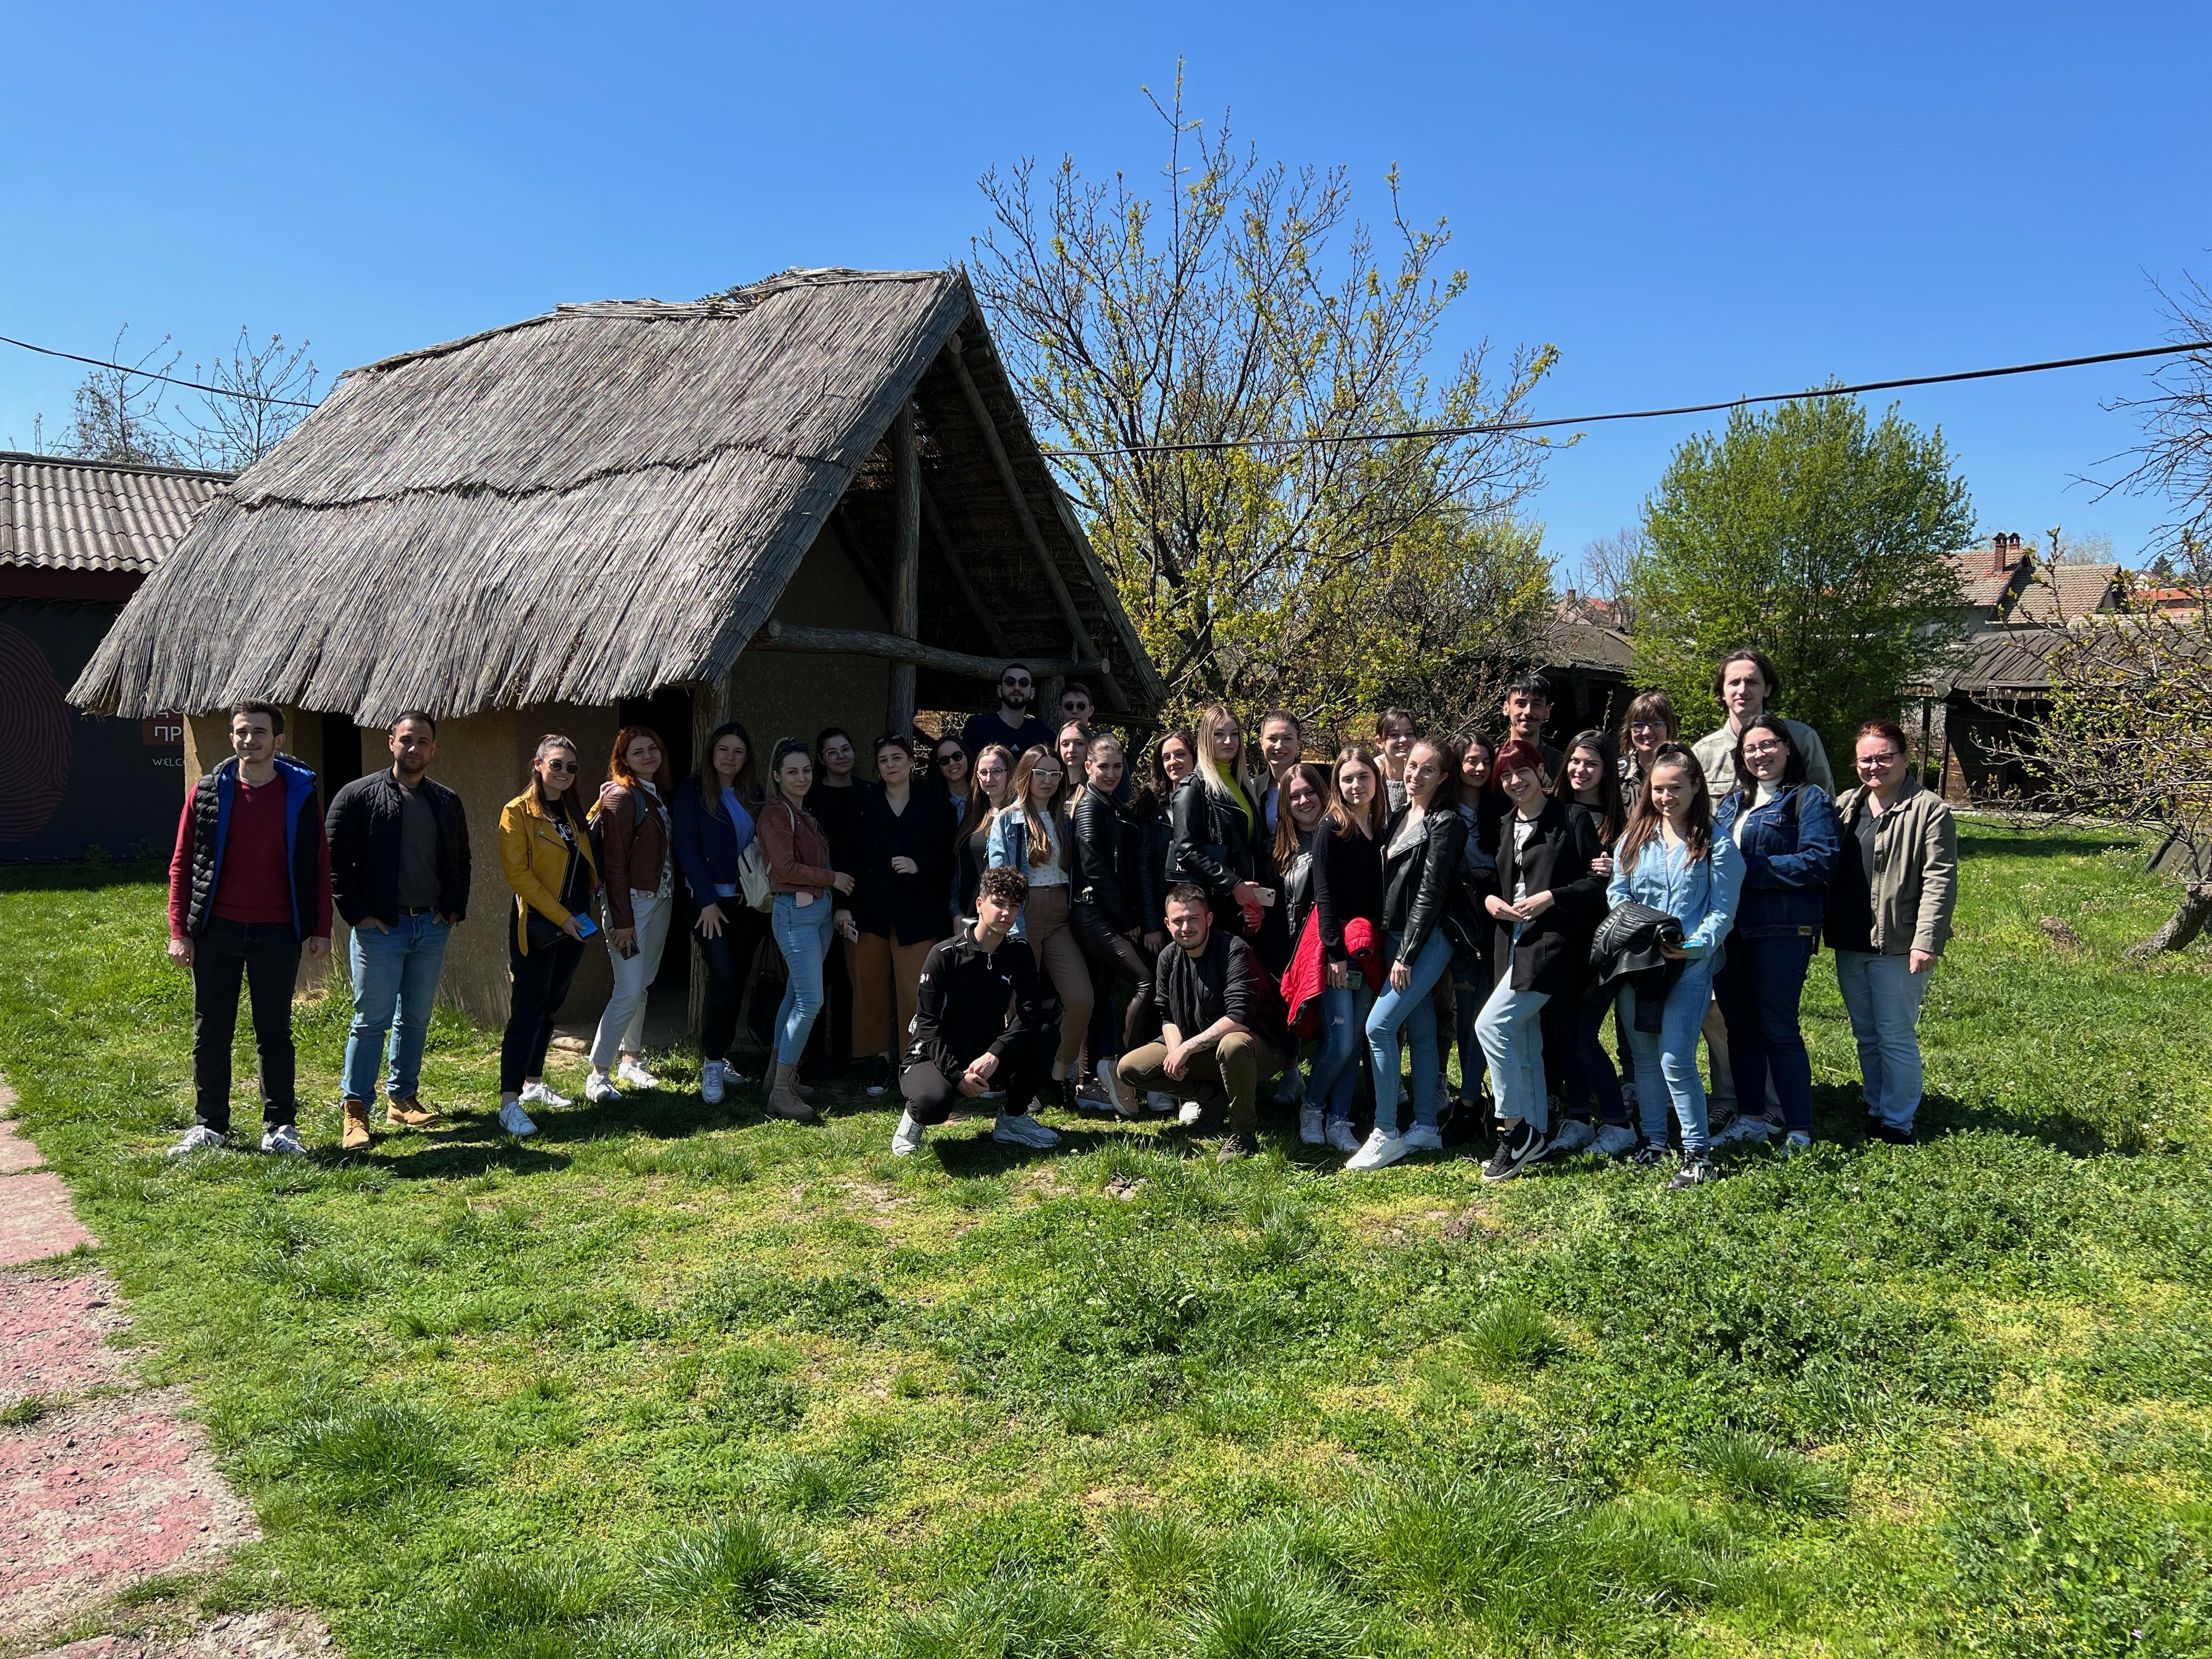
0, 599, 184, 862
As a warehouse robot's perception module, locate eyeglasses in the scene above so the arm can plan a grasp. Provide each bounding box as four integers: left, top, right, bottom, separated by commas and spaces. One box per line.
1741, 741, 1786, 758
1857, 752, 1903, 768
1032, 768, 1063, 782
1627, 720, 1662, 732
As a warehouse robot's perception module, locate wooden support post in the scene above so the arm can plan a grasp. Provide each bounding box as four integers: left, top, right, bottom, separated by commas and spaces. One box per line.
943, 338, 1131, 713
889, 402, 921, 735
918, 476, 1012, 655
754, 621, 1102, 680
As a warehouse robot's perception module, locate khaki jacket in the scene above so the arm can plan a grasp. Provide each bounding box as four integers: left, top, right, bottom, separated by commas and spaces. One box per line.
1832, 774, 1956, 957
1694, 717, 1836, 797
498, 790, 599, 953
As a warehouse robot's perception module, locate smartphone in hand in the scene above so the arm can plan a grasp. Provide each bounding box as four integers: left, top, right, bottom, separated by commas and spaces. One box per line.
573, 913, 599, 939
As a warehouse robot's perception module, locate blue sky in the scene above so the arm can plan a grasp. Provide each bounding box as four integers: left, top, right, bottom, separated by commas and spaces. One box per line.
4, 1, 2206, 573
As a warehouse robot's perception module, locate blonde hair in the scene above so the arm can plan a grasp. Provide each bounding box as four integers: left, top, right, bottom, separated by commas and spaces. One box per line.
1007, 745, 1066, 867
1192, 704, 1255, 805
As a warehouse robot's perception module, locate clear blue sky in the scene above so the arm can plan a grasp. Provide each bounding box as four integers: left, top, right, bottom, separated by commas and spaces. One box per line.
4, 1, 2206, 573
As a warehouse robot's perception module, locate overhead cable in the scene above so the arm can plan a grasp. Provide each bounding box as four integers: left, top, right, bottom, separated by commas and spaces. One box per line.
0, 333, 321, 409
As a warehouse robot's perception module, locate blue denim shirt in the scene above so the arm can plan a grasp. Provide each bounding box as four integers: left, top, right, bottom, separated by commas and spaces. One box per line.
1711, 783, 1839, 939
985, 811, 1054, 939
1606, 831, 1744, 958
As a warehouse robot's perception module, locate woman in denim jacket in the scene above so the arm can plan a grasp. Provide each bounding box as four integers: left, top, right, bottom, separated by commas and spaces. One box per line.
1605, 743, 1744, 1187
1711, 715, 1839, 1155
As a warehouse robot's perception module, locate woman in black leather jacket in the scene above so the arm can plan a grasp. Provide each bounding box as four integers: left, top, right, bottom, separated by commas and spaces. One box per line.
1070, 731, 1159, 1114
1167, 705, 1266, 938
1348, 737, 1468, 1171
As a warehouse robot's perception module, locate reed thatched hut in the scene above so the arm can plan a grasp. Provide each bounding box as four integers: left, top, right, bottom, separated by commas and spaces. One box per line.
71, 267, 1165, 1024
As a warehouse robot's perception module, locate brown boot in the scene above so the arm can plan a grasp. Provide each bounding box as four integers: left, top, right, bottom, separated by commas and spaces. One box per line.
340, 1098, 372, 1150
765, 1062, 818, 1122
386, 1096, 439, 1128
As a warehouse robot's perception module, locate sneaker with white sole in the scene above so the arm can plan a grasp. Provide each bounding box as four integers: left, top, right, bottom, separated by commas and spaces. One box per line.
519, 1081, 572, 1109
167, 1124, 227, 1156
1630, 1143, 1669, 1170
701, 1060, 727, 1105
1480, 1119, 1546, 1183
1346, 1127, 1409, 1171
585, 1072, 623, 1104
497, 1100, 539, 1137
1779, 1131, 1813, 1158
1325, 1119, 1362, 1155
1713, 1108, 1781, 1146
1398, 1124, 1444, 1154
865, 1056, 894, 1097
890, 1110, 927, 1158
1299, 1105, 1325, 1145
1593, 1123, 1640, 1158
259, 1124, 307, 1156
1176, 1101, 1204, 1126
992, 1111, 1060, 1148
616, 1057, 661, 1091
1549, 1119, 1598, 1156
1148, 1091, 1176, 1114
1669, 1154, 1722, 1188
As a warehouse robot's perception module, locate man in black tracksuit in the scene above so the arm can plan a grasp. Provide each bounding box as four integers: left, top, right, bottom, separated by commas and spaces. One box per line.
890, 866, 1062, 1156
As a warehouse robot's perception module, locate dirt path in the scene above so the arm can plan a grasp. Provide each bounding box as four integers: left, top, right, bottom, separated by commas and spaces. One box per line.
0, 1083, 335, 1658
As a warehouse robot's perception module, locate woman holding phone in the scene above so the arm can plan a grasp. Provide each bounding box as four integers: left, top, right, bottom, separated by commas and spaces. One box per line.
496, 735, 600, 1137
760, 737, 857, 1121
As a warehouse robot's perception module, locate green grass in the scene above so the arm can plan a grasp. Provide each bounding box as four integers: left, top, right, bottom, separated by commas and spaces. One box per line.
3, 822, 2212, 1656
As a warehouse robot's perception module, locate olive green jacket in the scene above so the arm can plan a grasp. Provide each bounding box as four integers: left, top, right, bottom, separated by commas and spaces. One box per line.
1832, 775, 1957, 958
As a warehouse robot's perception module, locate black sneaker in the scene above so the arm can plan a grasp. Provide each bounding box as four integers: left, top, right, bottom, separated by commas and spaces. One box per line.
1481, 1119, 1547, 1183
1869, 1120, 1916, 1146
1668, 1154, 1720, 1188
1216, 1131, 1258, 1163
1630, 1143, 1669, 1170
865, 1056, 893, 1097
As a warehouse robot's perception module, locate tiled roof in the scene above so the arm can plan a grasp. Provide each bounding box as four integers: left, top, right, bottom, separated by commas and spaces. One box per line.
1943, 545, 2029, 611
0, 452, 230, 575
2012, 563, 2120, 624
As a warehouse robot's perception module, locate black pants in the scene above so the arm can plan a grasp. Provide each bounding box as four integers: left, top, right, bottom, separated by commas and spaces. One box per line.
697, 905, 769, 1062
899, 1029, 1053, 1125
1070, 901, 1156, 1054
503, 923, 588, 1094
191, 917, 303, 1133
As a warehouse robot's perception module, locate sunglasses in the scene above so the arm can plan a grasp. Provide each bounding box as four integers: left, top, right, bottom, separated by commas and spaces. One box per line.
1002, 676, 1032, 689
544, 759, 577, 774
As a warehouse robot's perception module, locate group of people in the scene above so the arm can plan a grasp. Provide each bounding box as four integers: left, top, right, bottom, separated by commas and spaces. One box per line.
163, 650, 1957, 1187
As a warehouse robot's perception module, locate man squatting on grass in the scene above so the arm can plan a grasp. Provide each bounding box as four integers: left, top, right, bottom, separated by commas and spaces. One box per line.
324, 711, 472, 1150
166, 702, 331, 1157
890, 865, 1062, 1156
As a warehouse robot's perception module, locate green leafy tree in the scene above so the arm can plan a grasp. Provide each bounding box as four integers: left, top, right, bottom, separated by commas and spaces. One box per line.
968, 66, 1558, 735
1629, 392, 1973, 751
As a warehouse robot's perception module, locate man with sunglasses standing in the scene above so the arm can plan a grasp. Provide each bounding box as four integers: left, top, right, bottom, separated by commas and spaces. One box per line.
960, 663, 1053, 763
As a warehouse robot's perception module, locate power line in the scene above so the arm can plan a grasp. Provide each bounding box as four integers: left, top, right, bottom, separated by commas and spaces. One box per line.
1049, 339, 2212, 460
0, 333, 321, 409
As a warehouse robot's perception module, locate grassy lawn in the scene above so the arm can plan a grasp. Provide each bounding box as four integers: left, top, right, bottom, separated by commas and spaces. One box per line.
4, 820, 2212, 1658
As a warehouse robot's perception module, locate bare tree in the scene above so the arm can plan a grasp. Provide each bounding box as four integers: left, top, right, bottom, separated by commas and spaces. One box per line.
181, 328, 319, 471
1574, 527, 1644, 630
2100, 272, 2212, 563
59, 328, 188, 467
967, 64, 1557, 728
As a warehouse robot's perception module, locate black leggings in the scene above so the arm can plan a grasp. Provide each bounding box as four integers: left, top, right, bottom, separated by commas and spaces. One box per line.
1070, 901, 1155, 1056
900, 1030, 1052, 1124
696, 904, 769, 1062
503, 924, 588, 1094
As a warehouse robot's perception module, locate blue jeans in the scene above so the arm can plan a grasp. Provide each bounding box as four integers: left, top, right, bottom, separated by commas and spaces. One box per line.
1617, 958, 1717, 1154
1714, 932, 1817, 1134
772, 893, 838, 1066
1308, 979, 1373, 1124
1561, 1000, 1627, 1125
1475, 951, 1550, 1131
342, 913, 452, 1101
1365, 928, 1454, 1132
1833, 949, 1932, 1131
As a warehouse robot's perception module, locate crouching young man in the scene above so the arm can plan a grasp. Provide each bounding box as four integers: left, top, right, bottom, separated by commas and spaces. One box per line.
1119, 883, 1289, 1161
890, 865, 1063, 1156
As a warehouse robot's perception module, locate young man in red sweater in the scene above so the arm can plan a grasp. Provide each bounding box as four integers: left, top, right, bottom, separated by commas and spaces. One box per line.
166, 703, 332, 1155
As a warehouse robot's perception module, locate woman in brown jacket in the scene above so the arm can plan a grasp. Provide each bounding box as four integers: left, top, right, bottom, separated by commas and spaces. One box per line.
760, 736, 856, 1119
586, 726, 676, 1103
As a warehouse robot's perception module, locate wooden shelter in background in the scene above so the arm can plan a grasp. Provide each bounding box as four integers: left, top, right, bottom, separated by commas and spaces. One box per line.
72, 268, 1166, 1025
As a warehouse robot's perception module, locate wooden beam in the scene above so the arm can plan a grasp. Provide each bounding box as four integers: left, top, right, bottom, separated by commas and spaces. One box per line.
756, 620, 1102, 681
918, 475, 1012, 655
942, 337, 1132, 713
889, 401, 921, 734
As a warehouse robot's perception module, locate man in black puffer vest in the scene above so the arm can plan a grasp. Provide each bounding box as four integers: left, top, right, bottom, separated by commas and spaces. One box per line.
166, 703, 331, 1156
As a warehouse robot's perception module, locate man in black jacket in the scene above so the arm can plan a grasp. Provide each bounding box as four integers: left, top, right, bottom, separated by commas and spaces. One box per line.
325, 712, 471, 1148
1118, 884, 1289, 1160
891, 866, 1062, 1156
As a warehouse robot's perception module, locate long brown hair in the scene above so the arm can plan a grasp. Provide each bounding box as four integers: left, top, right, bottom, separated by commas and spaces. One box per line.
1324, 744, 1386, 839
696, 719, 759, 821
959, 743, 1016, 844
1616, 742, 1712, 871
1271, 761, 1329, 867
1146, 728, 1198, 806
608, 724, 673, 792
1007, 744, 1066, 867
529, 734, 592, 839
1549, 728, 1626, 844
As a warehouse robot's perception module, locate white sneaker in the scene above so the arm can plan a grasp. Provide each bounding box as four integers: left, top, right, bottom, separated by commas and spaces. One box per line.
1299, 1105, 1325, 1145
1593, 1123, 1640, 1158
498, 1101, 539, 1137
1176, 1101, 1204, 1126
1779, 1131, 1813, 1158
890, 1110, 926, 1158
259, 1124, 307, 1156
585, 1072, 623, 1104
1147, 1091, 1176, 1114
1550, 1119, 1598, 1155
992, 1111, 1060, 1148
1714, 1111, 1780, 1146
701, 1060, 726, 1105
167, 1124, 227, 1156
1345, 1128, 1408, 1171
616, 1057, 661, 1091
519, 1081, 571, 1109
1325, 1119, 1362, 1155
1398, 1124, 1444, 1154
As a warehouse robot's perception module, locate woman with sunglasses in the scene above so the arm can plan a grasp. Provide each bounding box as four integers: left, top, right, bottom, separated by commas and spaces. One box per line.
930, 737, 973, 827
495, 736, 600, 1137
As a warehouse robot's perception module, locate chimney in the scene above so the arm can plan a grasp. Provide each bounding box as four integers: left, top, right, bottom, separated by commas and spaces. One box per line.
1989, 534, 2010, 577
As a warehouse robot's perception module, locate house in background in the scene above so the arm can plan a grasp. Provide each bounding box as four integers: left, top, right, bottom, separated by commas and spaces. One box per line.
1, 452, 230, 860
72, 267, 1166, 1028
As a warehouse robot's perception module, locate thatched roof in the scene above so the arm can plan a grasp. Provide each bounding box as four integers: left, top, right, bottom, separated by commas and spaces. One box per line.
72, 268, 1163, 722
2, 452, 229, 574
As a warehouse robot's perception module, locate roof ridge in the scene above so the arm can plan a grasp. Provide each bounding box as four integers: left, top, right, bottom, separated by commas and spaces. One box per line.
0, 449, 235, 482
